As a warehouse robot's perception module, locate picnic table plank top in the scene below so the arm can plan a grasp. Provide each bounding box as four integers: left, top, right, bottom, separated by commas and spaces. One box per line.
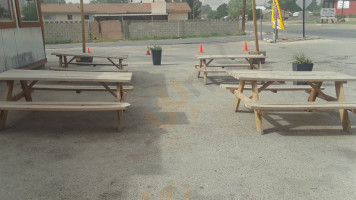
51, 52, 128, 59
227, 70, 356, 82
195, 54, 267, 59
0, 69, 132, 83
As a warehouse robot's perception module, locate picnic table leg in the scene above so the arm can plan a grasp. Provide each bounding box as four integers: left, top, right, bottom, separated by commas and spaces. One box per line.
197, 60, 202, 78
119, 59, 123, 70
258, 59, 262, 69
58, 56, 63, 67
335, 81, 351, 132
116, 83, 124, 131
251, 81, 264, 134
246, 58, 255, 70
203, 59, 208, 84
307, 82, 322, 102
0, 81, 14, 129
107, 58, 120, 69
20, 81, 32, 101
234, 80, 245, 112
64, 56, 68, 68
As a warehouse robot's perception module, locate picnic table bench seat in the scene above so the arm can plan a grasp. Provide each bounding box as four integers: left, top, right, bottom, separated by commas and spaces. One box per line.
32, 84, 134, 101
32, 84, 134, 92
73, 62, 128, 67
49, 66, 128, 72
0, 101, 130, 130
244, 101, 356, 134
244, 101, 356, 111
220, 84, 325, 94
194, 64, 250, 68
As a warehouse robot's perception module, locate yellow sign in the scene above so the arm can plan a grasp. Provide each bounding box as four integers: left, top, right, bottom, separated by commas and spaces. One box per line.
271, 0, 285, 30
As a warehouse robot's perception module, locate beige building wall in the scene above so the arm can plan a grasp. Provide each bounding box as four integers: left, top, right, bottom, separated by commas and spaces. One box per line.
151, 1, 166, 14
168, 13, 188, 21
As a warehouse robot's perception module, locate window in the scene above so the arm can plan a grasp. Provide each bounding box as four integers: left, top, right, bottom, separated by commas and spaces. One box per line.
44, 15, 56, 21
67, 15, 72, 20
15, 0, 42, 27
84, 15, 89, 20
0, 0, 16, 29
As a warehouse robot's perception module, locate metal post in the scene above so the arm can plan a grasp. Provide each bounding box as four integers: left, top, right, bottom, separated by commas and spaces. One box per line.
274, 4, 278, 43
303, 0, 305, 39
260, 9, 262, 40
80, 0, 85, 53
342, 0, 345, 17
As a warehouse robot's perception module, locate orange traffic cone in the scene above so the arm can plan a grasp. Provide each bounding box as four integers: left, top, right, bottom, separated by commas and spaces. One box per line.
199, 44, 204, 53
243, 42, 248, 51
87, 48, 91, 53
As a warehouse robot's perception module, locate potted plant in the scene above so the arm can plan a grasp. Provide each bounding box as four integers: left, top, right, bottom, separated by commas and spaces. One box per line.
150, 45, 162, 65
292, 52, 313, 85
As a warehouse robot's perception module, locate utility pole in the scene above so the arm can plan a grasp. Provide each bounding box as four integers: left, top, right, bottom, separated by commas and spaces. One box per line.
192, 0, 195, 19
242, 0, 246, 32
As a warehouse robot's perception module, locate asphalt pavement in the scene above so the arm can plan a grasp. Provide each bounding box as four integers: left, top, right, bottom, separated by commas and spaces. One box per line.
1, 35, 356, 200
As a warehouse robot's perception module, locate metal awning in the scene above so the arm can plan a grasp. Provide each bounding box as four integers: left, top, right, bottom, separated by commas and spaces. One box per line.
92, 13, 168, 17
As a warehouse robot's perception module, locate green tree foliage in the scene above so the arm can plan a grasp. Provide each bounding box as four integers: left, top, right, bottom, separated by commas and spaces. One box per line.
228, 0, 242, 19
207, 11, 218, 19
217, 3, 228, 18
183, 0, 202, 19
200, 4, 212, 14
267, 0, 299, 12
42, 0, 66, 4
228, 0, 251, 19
208, 3, 228, 19
0, 5, 11, 19
21, 2, 39, 21
90, 0, 129, 3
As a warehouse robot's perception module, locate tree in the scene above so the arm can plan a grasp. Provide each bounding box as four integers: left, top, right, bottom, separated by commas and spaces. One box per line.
207, 11, 218, 19
21, 2, 39, 21
216, 3, 228, 18
0, 5, 11, 19
90, 0, 129, 3
183, 0, 202, 19
267, 0, 299, 13
227, 0, 242, 19
42, 0, 66, 4
200, 4, 212, 14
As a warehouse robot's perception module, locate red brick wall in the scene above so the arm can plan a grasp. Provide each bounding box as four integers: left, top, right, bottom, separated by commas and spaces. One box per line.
90, 20, 122, 40
334, 1, 356, 16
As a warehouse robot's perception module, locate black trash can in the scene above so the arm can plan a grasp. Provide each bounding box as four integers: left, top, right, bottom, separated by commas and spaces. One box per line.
151, 50, 162, 65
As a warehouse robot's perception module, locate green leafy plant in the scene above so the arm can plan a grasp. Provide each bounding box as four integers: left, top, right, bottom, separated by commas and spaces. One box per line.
293, 52, 313, 64
150, 45, 162, 51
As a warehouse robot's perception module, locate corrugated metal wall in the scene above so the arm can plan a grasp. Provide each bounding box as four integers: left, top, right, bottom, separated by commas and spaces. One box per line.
0, 27, 46, 72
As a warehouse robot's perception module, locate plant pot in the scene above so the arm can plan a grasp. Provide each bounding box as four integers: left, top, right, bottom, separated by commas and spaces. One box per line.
151, 50, 162, 65
292, 63, 314, 85
76, 57, 93, 62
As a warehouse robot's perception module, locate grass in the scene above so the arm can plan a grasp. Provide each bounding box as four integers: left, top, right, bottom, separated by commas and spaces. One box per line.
45, 40, 72, 44
45, 32, 248, 44
130, 32, 247, 41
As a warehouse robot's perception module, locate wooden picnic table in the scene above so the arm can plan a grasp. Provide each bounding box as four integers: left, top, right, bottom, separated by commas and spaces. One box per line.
227, 70, 356, 134
51, 52, 128, 70
195, 54, 268, 84
0, 69, 132, 130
